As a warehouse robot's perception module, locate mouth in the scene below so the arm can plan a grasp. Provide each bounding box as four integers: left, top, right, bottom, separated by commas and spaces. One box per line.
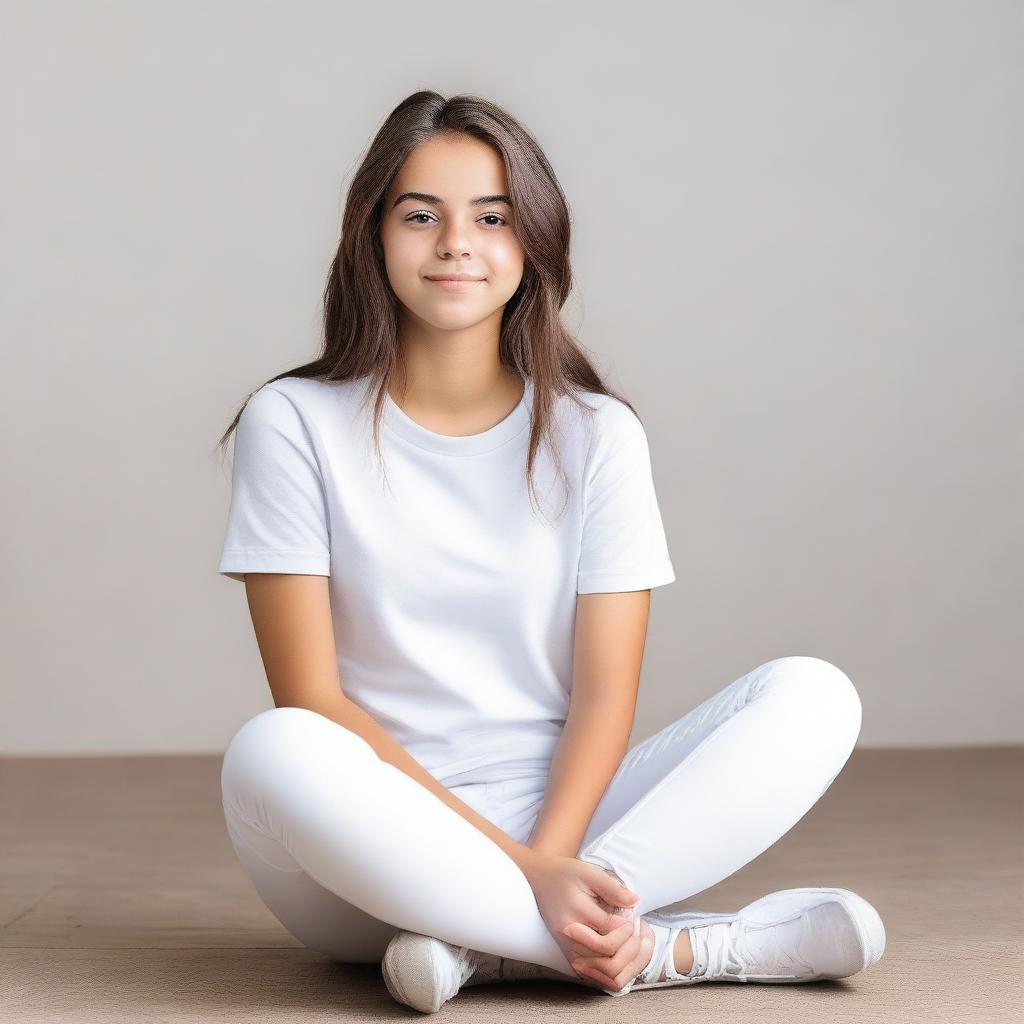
425, 277, 485, 291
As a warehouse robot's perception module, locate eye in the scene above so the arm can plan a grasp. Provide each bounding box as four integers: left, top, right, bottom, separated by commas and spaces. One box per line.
403, 212, 508, 227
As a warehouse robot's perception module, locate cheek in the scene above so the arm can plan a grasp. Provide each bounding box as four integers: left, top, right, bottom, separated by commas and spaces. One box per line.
485, 238, 525, 279
383, 231, 425, 276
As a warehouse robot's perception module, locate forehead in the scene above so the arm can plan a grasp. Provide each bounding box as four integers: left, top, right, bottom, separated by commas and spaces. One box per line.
388, 135, 508, 201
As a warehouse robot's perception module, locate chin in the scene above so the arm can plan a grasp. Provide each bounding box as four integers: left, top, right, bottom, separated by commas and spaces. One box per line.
421, 309, 496, 330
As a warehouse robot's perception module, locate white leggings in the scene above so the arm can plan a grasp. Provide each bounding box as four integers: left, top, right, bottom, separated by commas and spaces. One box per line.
220, 655, 861, 977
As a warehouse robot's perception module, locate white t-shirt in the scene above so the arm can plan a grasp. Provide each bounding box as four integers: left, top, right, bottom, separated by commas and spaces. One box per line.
218, 374, 675, 783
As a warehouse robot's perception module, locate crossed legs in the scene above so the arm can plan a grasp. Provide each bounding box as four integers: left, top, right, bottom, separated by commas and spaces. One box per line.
221, 655, 862, 977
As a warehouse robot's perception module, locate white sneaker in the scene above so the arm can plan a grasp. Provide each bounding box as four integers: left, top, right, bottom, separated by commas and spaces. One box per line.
605, 887, 886, 996
381, 929, 570, 1013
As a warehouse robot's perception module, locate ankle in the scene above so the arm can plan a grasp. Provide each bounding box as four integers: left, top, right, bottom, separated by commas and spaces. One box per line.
672, 928, 695, 976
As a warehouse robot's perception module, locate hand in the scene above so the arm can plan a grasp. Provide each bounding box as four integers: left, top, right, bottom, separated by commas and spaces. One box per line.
523, 852, 647, 989
569, 914, 658, 993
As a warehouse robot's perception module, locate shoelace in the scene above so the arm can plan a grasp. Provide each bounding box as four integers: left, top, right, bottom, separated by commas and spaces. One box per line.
704, 920, 750, 978
706, 915, 817, 979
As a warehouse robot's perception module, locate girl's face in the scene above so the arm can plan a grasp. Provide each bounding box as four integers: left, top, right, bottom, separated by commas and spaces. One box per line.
379, 134, 525, 332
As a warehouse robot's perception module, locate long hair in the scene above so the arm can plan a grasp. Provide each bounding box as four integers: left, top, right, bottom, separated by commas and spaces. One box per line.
216, 89, 638, 519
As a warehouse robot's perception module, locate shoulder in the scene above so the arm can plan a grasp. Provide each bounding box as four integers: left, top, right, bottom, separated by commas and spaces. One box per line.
563, 387, 646, 456
251, 374, 350, 409
232, 382, 304, 447
566, 386, 641, 423
239, 375, 364, 430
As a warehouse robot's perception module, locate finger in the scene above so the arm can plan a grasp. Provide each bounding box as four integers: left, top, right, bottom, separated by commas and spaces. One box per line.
574, 925, 641, 976
613, 925, 656, 991
563, 914, 635, 957
586, 864, 640, 909
573, 909, 636, 943
575, 959, 632, 993
564, 936, 608, 960
578, 915, 653, 980
563, 922, 634, 960
564, 915, 633, 957
576, 937, 643, 981
575, 895, 635, 937
576, 936, 651, 994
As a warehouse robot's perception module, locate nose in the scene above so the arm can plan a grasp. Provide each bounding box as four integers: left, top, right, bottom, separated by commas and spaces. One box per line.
438, 220, 472, 259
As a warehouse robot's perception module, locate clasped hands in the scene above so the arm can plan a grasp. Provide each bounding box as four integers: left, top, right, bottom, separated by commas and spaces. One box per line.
524, 850, 654, 993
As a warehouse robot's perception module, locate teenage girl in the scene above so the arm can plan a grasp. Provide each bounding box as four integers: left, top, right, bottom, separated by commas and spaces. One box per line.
215, 90, 886, 1013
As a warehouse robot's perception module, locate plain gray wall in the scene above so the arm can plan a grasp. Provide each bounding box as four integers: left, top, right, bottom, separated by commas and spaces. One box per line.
2, 1, 1020, 754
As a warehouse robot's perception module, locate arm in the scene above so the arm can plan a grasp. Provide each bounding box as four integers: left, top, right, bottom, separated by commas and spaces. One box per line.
241, 571, 539, 876
527, 588, 652, 859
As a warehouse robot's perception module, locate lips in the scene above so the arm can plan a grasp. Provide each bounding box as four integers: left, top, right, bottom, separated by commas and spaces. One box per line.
425, 276, 485, 291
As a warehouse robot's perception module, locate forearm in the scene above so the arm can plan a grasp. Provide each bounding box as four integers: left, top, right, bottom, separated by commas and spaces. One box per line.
527, 697, 634, 859
300, 694, 538, 876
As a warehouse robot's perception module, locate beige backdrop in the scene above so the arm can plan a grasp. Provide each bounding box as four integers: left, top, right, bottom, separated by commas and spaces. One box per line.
2, 1, 1020, 754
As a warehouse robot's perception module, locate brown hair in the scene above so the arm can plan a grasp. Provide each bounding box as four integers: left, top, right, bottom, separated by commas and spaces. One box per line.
216, 89, 637, 519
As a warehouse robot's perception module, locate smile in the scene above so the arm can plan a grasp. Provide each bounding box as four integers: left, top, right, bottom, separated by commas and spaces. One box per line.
425, 278, 485, 291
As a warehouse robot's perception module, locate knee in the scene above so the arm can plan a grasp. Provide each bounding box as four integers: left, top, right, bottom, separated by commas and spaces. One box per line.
759, 655, 862, 749
221, 706, 370, 805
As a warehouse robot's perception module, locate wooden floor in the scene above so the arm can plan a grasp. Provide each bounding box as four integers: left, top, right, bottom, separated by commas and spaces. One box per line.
1, 747, 1020, 1022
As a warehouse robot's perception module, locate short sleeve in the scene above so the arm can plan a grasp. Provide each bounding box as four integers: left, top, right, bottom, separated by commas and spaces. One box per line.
576, 399, 676, 594
217, 384, 331, 582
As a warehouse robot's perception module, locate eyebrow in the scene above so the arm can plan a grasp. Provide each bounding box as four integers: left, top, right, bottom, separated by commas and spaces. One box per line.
391, 191, 513, 209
